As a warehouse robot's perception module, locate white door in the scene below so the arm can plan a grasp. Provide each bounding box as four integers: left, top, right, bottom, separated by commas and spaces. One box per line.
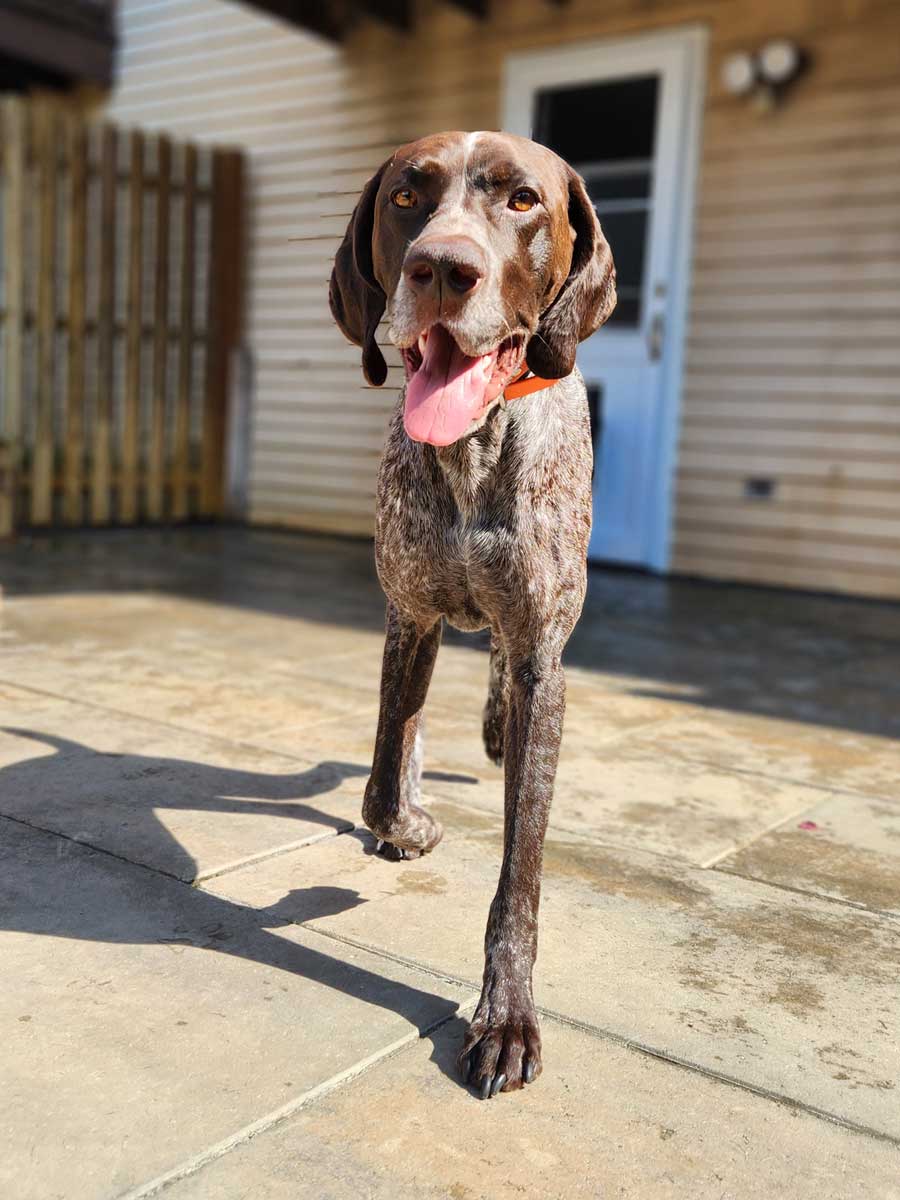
504, 28, 706, 569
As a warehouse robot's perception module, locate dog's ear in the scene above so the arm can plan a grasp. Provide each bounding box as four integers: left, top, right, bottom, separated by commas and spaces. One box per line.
526, 168, 616, 379
329, 161, 389, 386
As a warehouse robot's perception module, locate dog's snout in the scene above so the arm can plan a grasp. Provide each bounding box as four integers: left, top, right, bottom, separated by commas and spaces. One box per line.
403, 236, 486, 301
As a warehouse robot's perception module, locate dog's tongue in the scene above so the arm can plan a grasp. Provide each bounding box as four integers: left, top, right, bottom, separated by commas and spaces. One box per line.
404, 325, 497, 446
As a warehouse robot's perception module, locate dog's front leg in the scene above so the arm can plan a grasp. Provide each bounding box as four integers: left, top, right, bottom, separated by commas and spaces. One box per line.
460, 636, 565, 1097
363, 602, 443, 860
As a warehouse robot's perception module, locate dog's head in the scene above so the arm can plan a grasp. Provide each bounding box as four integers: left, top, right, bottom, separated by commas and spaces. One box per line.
329, 131, 616, 447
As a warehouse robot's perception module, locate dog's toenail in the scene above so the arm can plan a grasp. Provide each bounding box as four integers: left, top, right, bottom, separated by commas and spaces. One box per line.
479, 1075, 492, 1100
523, 1060, 535, 1084
490, 1072, 507, 1097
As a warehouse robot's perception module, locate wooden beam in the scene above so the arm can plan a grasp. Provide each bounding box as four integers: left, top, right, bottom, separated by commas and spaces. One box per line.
363, 0, 413, 32
0, 6, 114, 87
444, 0, 488, 17
245, 1, 349, 42
6, 1, 115, 41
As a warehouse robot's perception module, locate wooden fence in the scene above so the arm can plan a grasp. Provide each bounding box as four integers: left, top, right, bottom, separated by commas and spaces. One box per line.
0, 95, 244, 535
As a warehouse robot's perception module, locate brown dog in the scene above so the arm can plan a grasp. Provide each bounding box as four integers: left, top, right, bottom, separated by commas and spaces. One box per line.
329, 131, 616, 1098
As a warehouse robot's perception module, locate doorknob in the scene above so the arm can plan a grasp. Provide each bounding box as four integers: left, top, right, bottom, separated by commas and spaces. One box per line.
647, 311, 665, 361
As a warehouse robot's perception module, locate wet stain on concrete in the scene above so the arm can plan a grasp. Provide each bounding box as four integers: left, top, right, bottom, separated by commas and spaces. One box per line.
817, 1042, 896, 1092
708, 902, 900, 985
679, 963, 727, 995
542, 839, 713, 909
396, 870, 448, 896
675, 932, 719, 953
868, 801, 900, 822
628, 714, 900, 799
766, 978, 825, 1017
618, 798, 745, 843
677, 1008, 765, 1040
431, 801, 502, 843
432, 797, 715, 910
731, 1014, 762, 1037
724, 830, 900, 915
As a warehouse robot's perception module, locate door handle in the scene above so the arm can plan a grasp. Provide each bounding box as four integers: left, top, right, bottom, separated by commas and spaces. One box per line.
647, 311, 665, 361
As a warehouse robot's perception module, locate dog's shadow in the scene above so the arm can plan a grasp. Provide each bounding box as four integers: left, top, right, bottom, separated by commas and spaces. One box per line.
0, 727, 480, 1091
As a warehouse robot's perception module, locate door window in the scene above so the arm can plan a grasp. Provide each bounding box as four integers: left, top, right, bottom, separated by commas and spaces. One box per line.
532, 75, 659, 328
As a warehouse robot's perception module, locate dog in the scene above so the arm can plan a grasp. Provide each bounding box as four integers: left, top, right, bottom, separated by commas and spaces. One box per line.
329, 131, 616, 1098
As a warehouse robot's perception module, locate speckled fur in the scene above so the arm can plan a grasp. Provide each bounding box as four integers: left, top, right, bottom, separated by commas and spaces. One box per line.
329, 132, 615, 1097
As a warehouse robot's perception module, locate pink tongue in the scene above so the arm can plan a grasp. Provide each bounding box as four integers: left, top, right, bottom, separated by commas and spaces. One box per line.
404, 325, 496, 446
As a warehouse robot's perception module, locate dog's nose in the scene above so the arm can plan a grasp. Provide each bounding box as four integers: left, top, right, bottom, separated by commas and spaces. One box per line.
404, 237, 486, 300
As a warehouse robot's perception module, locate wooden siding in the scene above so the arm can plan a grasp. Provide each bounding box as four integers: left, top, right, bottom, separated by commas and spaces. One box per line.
108, 0, 900, 598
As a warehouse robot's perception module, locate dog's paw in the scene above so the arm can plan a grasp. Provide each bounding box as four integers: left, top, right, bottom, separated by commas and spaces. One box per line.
364, 801, 443, 860
374, 838, 423, 861
458, 1003, 542, 1098
482, 715, 504, 766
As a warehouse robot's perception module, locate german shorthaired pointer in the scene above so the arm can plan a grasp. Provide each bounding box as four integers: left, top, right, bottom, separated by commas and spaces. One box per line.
329, 131, 616, 1098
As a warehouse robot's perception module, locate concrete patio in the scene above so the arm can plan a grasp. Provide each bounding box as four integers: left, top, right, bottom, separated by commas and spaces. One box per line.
1, 528, 899, 1199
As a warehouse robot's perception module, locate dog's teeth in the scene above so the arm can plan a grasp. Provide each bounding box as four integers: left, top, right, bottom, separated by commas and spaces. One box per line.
417, 334, 427, 355
375, 838, 384, 851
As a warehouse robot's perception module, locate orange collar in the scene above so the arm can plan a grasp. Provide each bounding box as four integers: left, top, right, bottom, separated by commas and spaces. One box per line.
503, 367, 560, 401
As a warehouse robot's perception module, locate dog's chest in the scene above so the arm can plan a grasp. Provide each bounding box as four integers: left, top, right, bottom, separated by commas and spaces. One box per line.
374, 396, 591, 631
377, 504, 508, 631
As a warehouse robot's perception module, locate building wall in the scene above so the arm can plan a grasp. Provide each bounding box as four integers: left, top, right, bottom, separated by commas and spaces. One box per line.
108, 0, 900, 599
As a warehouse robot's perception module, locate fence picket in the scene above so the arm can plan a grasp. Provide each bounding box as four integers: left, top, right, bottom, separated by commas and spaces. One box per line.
147, 134, 171, 521
201, 149, 243, 517
31, 103, 57, 526
63, 116, 88, 525
121, 129, 144, 523
0, 98, 26, 537
172, 143, 196, 521
91, 124, 117, 525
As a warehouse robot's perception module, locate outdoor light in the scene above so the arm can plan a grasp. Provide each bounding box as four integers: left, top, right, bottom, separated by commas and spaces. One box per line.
758, 38, 801, 85
721, 39, 805, 109
721, 51, 756, 96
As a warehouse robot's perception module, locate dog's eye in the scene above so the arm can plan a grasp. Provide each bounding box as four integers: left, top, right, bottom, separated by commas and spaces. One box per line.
391, 188, 418, 209
509, 188, 538, 212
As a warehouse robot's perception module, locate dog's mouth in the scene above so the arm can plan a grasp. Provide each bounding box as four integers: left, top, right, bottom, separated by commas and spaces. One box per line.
400, 326, 525, 447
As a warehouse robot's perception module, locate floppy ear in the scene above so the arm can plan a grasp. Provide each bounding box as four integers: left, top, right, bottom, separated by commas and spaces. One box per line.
328, 162, 389, 386
526, 168, 616, 379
